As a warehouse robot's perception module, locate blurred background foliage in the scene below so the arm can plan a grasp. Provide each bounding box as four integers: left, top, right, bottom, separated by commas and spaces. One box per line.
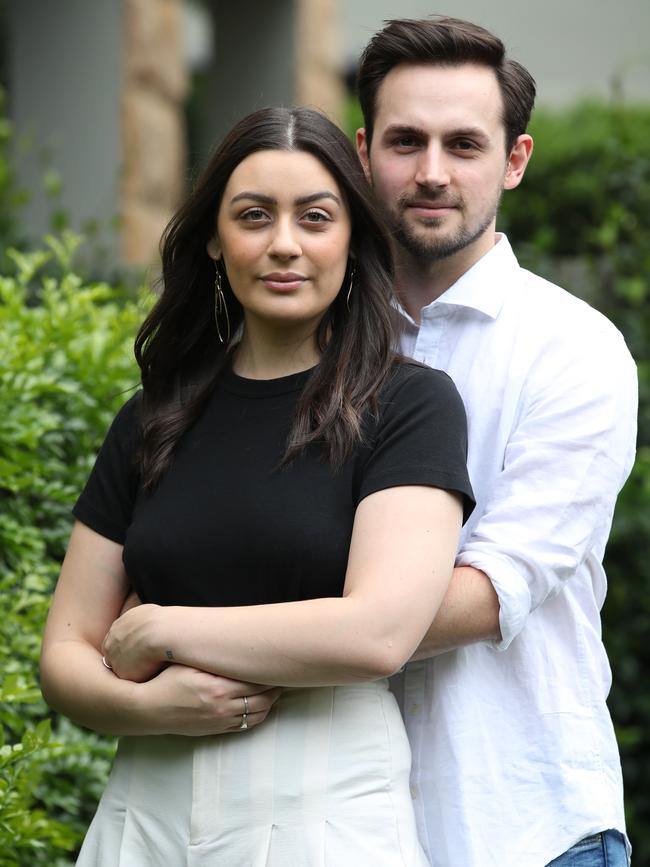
0, 232, 145, 864
0, 101, 146, 862
1, 93, 649, 862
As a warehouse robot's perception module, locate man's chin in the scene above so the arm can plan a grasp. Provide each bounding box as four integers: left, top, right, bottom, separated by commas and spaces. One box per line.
395, 226, 465, 263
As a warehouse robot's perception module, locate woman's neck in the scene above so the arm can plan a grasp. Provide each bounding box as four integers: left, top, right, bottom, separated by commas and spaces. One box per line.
231, 319, 320, 380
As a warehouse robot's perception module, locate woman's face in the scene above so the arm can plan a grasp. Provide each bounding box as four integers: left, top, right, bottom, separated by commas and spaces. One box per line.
208, 149, 352, 332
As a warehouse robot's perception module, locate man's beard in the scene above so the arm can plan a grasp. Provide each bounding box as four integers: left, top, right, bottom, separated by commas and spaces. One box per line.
389, 191, 501, 263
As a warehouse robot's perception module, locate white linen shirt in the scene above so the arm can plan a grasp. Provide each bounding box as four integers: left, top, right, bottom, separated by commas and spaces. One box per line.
393, 235, 637, 867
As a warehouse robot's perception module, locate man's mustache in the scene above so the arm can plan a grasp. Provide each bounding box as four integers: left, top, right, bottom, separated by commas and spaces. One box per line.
398, 191, 462, 210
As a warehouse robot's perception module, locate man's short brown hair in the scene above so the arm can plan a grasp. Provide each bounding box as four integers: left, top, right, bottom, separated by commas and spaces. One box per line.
357, 16, 536, 152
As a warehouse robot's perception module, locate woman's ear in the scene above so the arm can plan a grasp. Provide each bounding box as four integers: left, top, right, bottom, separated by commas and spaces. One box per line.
206, 237, 221, 260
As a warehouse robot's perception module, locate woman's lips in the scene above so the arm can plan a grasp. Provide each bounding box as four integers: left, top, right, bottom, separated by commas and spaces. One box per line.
260, 272, 307, 291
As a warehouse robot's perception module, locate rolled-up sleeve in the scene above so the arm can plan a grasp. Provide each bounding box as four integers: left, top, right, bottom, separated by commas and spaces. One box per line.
457, 326, 638, 650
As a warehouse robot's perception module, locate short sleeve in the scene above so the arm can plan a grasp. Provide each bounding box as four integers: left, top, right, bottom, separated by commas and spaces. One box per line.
72, 392, 142, 544
358, 364, 475, 522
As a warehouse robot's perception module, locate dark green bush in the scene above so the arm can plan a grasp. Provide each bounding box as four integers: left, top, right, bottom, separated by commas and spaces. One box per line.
0, 235, 145, 864
499, 102, 650, 858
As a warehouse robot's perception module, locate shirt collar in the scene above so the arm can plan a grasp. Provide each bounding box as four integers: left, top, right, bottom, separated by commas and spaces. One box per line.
395, 234, 520, 326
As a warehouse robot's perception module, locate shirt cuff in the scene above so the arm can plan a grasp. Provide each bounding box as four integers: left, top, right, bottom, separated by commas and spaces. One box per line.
455, 551, 532, 651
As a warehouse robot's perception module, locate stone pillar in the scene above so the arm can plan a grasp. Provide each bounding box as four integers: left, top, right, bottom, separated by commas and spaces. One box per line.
121, 0, 189, 265
294, 0, 345, 124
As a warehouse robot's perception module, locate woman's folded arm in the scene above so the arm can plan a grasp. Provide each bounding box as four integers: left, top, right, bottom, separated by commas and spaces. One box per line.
104, 485, 463, 687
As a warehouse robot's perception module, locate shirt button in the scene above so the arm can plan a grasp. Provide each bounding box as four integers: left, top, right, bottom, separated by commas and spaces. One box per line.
409, 703, 421, 715
410, 785, 418, 799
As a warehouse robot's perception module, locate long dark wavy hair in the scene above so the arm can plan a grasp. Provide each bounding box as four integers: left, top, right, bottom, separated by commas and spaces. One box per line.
135, 106, 399, 489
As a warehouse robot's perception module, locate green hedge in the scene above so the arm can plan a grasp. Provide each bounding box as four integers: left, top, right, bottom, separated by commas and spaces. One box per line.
499, 102, 650, 858
0, 235, 145, 864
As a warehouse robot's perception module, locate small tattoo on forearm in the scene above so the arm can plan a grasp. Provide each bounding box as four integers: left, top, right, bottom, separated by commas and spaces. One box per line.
165, 649, 174, 660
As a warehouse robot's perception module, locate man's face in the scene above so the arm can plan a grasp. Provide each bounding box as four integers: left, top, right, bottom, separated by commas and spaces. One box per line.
358, 63, 521, 268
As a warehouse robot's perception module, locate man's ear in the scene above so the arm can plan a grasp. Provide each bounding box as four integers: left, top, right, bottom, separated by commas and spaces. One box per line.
504, 134, 533, 190
356, 128, 371, 182
206, 237, 221, 260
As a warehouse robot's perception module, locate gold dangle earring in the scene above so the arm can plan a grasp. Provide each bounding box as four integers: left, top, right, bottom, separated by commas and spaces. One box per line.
214, 262, 231, 344
346, 262, 355, 312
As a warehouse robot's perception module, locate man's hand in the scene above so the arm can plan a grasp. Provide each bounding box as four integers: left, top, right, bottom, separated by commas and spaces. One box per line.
136, 665, 283, 736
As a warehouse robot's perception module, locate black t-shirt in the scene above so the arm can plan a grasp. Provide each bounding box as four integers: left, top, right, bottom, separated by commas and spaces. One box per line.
73, 362, 474, 607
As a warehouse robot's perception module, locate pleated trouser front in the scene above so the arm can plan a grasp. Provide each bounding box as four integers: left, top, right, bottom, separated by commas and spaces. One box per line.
76, 680, 429, 866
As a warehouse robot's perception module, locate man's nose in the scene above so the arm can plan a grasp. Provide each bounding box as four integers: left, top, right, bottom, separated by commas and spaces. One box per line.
414, 144, 451, 189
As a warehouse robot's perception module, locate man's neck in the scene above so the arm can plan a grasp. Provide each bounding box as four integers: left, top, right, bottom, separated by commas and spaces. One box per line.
395, 232, 499, 324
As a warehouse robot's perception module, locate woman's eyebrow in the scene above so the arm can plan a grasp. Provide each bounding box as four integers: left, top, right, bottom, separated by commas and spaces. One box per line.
229, 191, 341, 206
294, 191, 341, 206
230, 191, 275, 205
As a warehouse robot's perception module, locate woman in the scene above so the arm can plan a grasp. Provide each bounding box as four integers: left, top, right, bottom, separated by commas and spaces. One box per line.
40, 107, 474, 866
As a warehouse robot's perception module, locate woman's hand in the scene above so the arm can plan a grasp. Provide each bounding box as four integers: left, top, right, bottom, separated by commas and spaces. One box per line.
102, 603, 166, 682
137, 665, 283, 736
41, 523, 282, 737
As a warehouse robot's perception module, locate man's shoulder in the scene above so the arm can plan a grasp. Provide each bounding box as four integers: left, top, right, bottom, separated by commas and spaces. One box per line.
489, 238, 613, 329
508, 263, 628, 347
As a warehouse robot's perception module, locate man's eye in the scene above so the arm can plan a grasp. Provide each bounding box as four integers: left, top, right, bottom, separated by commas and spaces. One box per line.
395, 137, 417, 148
454, 140, 477, 151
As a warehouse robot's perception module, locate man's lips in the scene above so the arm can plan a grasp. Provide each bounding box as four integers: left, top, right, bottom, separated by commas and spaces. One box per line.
405, 200, 457, 218
260, 272, 307, 291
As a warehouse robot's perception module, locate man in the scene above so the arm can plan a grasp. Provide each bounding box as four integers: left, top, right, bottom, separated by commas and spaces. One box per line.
356, 17, 636, 867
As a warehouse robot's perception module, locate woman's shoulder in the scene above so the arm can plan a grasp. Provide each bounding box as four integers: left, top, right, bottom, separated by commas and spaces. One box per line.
112, 388, 142, 423
103, 389, 143, 445
361, 357, 468, 448
380, 357, 462, 407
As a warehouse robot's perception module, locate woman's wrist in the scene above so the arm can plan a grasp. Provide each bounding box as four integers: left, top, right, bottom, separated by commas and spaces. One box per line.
154, 604, 178, 667
102, 603, 172, 682
126, 679, 166, 735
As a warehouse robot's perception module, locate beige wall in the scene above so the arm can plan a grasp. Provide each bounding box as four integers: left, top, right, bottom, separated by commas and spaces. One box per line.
121, 0, 188, 265
295, 0, 345, 123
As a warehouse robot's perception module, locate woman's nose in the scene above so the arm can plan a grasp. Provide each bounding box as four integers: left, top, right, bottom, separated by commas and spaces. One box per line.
268, 218, 302, 259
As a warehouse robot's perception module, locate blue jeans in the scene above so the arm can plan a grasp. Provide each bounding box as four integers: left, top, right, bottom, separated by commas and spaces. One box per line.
546, 830, 629, 866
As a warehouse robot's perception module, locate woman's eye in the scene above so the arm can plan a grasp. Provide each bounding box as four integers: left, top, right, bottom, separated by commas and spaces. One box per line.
302, 210, 330, 224
240, 208, 268, 222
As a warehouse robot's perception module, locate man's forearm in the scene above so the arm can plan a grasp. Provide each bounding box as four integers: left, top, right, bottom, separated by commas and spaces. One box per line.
411, 566, 501, 659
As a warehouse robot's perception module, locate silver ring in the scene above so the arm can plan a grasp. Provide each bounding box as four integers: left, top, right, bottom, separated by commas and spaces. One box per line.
243, 695, 249, 715
238, 713, 248, 730
101, 655, 113, 671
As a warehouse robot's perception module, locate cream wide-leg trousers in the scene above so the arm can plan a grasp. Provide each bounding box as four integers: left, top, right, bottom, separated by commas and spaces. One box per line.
76, 680, 429, 866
